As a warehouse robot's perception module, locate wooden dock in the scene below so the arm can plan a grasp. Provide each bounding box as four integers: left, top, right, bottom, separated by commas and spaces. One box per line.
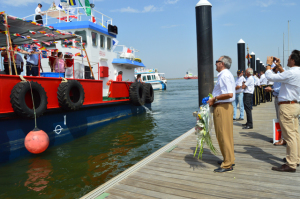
82, 101, 300, 199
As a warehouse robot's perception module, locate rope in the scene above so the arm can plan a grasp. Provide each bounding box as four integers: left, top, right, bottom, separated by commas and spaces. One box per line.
29, 81, 37, 129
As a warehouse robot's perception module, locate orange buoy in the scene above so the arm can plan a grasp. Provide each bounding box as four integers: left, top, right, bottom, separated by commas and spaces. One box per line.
24, 128, 49, 154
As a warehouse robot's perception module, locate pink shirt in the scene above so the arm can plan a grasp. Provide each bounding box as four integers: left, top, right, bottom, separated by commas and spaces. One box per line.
55, 58, 65, 73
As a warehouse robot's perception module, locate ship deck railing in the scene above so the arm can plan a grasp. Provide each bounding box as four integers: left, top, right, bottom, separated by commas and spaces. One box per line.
22, 7, 113, 28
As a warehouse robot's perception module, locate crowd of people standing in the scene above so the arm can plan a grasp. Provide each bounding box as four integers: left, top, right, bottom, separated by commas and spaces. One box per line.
208, 50, 300, 173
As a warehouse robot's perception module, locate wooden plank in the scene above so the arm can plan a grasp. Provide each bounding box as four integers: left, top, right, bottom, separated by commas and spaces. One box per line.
83, 101, 300, 199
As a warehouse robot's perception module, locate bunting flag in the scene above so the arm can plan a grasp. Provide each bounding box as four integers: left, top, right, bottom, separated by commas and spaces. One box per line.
39, 31, 46, 34
39, 46, 46, 50
74, 52, 81, 56
42, 41, 51, 46
0, 11, 5, 15
78, 0, 91, 16
29, 30, 36, 35
12, 33, 21, 36
69, 0, 76, 6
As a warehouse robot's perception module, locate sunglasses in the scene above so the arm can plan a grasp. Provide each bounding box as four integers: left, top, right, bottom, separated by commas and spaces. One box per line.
216, 60, 222, 64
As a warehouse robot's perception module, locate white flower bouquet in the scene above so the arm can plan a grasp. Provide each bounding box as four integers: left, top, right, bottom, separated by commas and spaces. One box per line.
194, 94, 218, 159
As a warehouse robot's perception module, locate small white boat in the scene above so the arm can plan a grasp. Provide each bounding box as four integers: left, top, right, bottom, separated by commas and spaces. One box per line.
135, 68, 167, 90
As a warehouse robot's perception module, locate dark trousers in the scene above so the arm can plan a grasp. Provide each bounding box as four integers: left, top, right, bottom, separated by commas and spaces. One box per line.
266, 85, 273, 102
243, 93, 253, 127
26, 64, 39, 76
35, 15, 43, 25
4, 62, 21, 75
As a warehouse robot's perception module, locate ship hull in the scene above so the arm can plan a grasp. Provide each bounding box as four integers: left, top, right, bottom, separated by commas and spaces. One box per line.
0, 102, 150, 163
184, 77, 198, 79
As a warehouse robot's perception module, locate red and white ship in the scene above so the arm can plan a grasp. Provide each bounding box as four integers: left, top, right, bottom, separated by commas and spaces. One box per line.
184, 71, 198, 79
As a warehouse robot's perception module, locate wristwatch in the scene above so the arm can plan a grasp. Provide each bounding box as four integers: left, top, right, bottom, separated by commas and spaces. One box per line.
215, 97, 218, 102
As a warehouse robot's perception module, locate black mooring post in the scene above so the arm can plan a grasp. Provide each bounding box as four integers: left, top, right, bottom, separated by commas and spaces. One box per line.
250, 52, 255, 71
195, 0, 213, 107
237, 39, 246, 72
256, 58, 261, 74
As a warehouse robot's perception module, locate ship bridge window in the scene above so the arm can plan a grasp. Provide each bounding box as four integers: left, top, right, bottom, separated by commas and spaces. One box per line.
107, 37, 111, 50
74, 30, 87, 46
152, 75, 156, 80
142, 76, 147, 81
91, 32, 98, 46
147, 75, 151, 80
100, 35, 105, 48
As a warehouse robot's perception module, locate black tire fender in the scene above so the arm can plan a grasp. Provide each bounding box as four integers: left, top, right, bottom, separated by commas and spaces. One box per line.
143, 83, 154, 103
10, 81, 48, 118
57, 80, 85, 110
129, 82, 146, 106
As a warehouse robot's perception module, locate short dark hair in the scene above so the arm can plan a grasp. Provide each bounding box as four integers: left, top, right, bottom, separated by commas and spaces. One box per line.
57, 52, 63, 57
38, 3, 42, 6
290, 50, 300, 66
118, 71, 123, 75
137, 74, 141, 78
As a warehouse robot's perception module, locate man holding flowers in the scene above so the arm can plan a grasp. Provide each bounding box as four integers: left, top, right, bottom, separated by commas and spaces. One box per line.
208, 55, 236, 173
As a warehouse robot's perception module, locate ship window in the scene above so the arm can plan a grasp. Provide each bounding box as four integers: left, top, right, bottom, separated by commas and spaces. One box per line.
91, 32, 98, 46
74, 30, 87, 46
142, 76, 147, 81
152, 75, 156, 80
107, 37, 111, 50
147, 75, 151, 80
100, 35, 105, 48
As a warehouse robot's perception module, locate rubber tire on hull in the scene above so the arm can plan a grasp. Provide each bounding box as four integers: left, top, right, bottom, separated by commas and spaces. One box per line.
57, 80, 85, 110
144, 83, 154, 103
10, 81, 48, 118
129, 82, 146, 106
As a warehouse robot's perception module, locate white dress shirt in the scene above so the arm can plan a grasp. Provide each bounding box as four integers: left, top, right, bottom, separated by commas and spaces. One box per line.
265, 67, 300, 102
35, 7, 42, 15
235, 76, 246, 93
260, 74, 268, 85
254, 75, 260, 86
243, 76, 255, 94
212, 69, 235, 103
15, 54, 23, 69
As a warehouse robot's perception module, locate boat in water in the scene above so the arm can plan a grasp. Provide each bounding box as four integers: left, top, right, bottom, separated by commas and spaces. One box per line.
184, 71, 198, 79
0, 5, 154, 163
135, 68, 167, 90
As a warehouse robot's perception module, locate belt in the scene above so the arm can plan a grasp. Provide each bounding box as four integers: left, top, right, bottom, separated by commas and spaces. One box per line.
278, 101, 298, 105
213, 102, 231, 107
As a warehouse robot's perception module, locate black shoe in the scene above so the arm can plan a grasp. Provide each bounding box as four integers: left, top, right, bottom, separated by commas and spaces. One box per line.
242, 126, 253, 129
238, 118, 244, 121
242, 123, 248, 127
283, 158, 300, 167
217, 161, 235, 166
233, 118, 236, 120
214, 167, 233, 173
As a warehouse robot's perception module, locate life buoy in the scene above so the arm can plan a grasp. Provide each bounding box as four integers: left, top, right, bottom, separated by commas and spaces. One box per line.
129, 82, 146, 106
57, 80, 85, 110
143, 83, 154, 103
106, 79, 113, 86
10, 81, 48, 118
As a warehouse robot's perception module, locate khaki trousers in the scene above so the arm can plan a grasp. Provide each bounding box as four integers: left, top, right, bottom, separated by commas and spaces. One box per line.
274, 97, 279, 119
279, 103, 300, 169
213, 103, 235, 169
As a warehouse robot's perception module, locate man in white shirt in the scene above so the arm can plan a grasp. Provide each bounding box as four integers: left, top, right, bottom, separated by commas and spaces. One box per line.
266, 50, 300, 172
260, 70, 268, 103
35, 3, 44, 25
208, 55, 235, 173
242, 68, 255, 129
253, 71, 261, 106
233, 70, 245, 120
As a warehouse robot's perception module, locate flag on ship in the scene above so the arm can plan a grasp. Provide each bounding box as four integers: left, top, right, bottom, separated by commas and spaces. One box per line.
112, 38, 119, 51
123, 47, 133, 53
78, 0, 91, 16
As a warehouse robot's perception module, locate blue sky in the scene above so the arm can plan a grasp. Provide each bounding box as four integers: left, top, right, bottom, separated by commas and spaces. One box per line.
2, 0, 299, 77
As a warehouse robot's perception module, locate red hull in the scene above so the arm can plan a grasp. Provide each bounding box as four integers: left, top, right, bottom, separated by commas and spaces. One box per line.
0, 75, 132, 115
184, 77, 198, 79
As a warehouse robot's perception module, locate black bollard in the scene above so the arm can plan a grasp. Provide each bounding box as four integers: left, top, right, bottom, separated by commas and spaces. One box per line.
237, 39, 246, 71
250, 52, 255, 71
256, 58, 261, 74
195, 0, 213, 107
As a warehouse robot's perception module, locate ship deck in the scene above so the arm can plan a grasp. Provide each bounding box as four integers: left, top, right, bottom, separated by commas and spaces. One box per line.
82, 101, 300, 199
